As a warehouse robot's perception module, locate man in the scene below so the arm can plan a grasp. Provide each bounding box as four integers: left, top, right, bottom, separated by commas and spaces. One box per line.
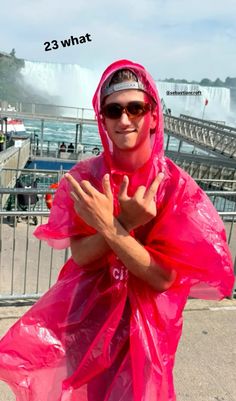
66, 68, 176, 293
0, 60, 234, 401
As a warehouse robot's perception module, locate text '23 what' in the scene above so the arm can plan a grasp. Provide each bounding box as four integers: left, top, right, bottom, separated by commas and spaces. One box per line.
44, 33, 92, 51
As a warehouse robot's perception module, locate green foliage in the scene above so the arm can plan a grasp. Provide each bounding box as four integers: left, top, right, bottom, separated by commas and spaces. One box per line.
225, 77, 236, 87
10, 48, 16, 57
200, 78, 212, 86
162, 76, 236, 88
0, 51, 53, 104
213, 78, 224, 87
0, 54, 24, 81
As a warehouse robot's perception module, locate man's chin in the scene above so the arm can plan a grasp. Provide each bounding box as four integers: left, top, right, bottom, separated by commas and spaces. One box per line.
115, 143, 137, 152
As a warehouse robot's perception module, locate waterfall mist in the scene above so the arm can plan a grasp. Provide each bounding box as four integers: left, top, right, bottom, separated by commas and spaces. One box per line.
21, 60, 234, 125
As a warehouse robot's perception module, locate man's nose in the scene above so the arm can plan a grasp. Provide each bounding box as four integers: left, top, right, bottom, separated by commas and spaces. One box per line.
118, 110, 132, 125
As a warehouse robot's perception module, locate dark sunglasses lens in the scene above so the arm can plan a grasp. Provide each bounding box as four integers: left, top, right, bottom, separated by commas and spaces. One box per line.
102, 102, 150, 119
126, 102, 147, 116
103, 104, 122, 119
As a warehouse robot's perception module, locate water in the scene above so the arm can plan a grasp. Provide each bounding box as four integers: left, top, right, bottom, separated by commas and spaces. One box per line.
25, 119, 101, 147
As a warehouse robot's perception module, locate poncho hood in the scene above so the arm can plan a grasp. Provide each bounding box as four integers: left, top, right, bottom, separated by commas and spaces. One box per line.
92, 59, 165, 186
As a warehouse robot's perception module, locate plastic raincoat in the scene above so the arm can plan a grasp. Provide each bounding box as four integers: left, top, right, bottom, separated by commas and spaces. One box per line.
0, 60, 234, 401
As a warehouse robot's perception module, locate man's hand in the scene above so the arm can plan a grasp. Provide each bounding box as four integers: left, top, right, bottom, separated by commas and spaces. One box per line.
66, 172, 175, 292
65, 173, 114, 232
118, 173, 164, 231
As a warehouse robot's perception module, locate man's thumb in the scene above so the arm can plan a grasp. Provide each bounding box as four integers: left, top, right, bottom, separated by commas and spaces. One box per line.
118, 175, 129, 199
102, 174, 112, 198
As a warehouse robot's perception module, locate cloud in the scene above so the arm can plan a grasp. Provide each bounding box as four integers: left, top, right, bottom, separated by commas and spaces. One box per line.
1, 0, 235, 81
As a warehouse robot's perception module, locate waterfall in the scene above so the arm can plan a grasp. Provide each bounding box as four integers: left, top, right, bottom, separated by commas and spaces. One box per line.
21, 60, 233, 124
21, 61, 100, 109
157, 82, 232, 123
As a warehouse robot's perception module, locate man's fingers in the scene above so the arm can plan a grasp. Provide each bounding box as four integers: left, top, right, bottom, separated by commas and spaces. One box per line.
65, 173, 80, 191
70, 191, 82, 216
80, 180, 95, 195
118, 175, 129, 200
64, 173, 86, 199
145, 172, 164, 202
134, 185, 146, 200
102, 174, 113, 199
70, 191, 80, 202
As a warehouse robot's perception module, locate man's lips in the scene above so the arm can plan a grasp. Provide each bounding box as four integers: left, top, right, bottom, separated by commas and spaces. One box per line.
116, 130, 136, 135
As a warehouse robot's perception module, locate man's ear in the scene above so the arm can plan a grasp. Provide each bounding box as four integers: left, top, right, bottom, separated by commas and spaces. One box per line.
150, 108, 158, 130
101, 114, 107, 128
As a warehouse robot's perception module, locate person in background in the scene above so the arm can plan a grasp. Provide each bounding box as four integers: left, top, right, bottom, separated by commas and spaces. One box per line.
59, 141, 67, 152
0, 59, 234, 401
0, 130, 5, 151
67, 142, 75, 153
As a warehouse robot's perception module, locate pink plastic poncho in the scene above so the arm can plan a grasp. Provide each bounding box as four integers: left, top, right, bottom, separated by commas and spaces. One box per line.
0, 60, 234, 401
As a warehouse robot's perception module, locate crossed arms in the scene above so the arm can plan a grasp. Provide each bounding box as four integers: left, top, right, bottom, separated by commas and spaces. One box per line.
65, 173, 177, 292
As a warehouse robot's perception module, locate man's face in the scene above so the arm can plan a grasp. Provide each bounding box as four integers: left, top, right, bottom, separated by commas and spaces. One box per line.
102, 90, 157, 152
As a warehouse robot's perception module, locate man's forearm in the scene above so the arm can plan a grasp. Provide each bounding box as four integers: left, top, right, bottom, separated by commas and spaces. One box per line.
70, 233, 110, 266
100, 217, 176, 292
70, 214, 133, 266
70, 217, 176, 292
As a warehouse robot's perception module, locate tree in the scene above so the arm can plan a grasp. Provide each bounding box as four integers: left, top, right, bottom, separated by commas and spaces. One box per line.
10, 48, 16, 57
200, 78, 212, 86
213, 78, 224, 87
225, 77, 236, 87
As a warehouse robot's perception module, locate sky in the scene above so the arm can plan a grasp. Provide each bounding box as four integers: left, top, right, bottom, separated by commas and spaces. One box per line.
1, 0, 236, 82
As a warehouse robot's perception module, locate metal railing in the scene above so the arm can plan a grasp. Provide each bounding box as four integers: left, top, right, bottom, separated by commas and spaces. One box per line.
180, 114, 236, 134
2, 101, 236, 161
0, 101, 95, 121
1, 167, 63, 188
0, 211, 69, 301
0, 188, 235, 301
2, 99, 236, 157
195, 179, 236, 191
172, 158, 236, 182
164, 115, 236, 160
29, 138, 102, 159
0, 188, 69, 301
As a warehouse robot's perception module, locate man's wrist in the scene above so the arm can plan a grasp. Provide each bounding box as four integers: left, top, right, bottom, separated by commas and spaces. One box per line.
117, 214, 133, 232
98, 216, 121, 240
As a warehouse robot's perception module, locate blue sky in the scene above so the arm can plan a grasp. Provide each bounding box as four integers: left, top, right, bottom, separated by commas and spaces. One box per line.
1, 0, 236, 81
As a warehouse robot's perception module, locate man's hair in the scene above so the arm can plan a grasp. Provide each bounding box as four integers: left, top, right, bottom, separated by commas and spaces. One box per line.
109, 69, 138, 85
101, 68, 156, 110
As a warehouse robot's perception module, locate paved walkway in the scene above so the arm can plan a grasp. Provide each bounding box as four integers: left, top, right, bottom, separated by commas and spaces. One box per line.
0, 298, 235, 401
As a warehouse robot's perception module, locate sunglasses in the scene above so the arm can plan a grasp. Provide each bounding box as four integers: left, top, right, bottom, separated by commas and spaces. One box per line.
101, 101, 152, 120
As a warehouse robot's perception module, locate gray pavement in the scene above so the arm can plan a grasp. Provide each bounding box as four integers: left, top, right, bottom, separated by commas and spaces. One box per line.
0, 298, 235, 401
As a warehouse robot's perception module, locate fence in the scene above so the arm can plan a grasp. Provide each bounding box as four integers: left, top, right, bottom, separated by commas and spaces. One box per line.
0, 101, 95, 120
29, 137, 102, 159
195, 179, 236, 192
0, 188, 69, 301
0, 140, 31, 201
0, 187, 235, 302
